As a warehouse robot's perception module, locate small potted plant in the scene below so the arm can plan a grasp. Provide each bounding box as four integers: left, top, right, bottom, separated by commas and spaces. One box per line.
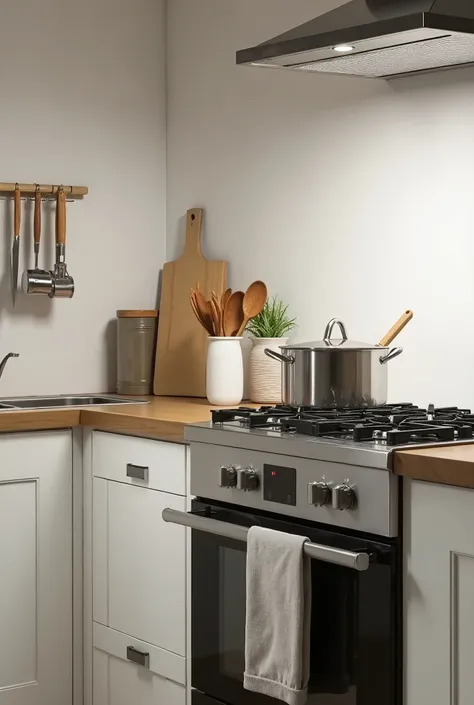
246, 297, 296, 403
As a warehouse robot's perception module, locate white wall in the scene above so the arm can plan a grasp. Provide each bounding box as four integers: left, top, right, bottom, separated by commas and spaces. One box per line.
167, 0, 474, 408
0, 0, 166, 395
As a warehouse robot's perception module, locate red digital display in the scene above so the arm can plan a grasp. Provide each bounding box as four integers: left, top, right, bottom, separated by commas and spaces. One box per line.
271, 471, 277, 477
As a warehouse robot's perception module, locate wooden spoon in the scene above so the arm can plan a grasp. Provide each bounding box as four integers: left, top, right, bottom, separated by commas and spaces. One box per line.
379, 310, 413, 347
221, 287, 232, 312
223, 291, 245, 336
236, 281, 268, 336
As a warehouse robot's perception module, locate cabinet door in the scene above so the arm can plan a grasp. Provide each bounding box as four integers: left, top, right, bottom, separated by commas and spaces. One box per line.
0, 431, 72, 705
93, 647, 185, 705
405, 479, 474, 705
93, 478, 186, 655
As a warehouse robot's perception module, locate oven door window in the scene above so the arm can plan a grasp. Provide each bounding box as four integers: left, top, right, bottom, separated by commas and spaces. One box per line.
192, 503, 400, 705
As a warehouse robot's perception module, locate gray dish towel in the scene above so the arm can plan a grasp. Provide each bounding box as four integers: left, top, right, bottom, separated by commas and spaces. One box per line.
244, 525, 312, 705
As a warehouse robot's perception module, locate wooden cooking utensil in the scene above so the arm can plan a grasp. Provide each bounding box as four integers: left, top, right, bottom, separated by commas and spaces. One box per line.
154, 208, 227, 397
190, 291, 214, 335
236, 281, 268, 336
209, 295, 222, 336
211, 291, 224, 335
223, 291, 245, 337
221, 287, 232, 312
379, 310, 414, 347
192, 289, 214, 335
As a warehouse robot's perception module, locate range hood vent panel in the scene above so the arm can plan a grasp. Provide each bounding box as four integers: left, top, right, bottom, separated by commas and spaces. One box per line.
237, 0, 474, 78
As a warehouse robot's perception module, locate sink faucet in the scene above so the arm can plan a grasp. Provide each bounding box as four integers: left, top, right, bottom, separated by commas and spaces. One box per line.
0, 353, 19, 380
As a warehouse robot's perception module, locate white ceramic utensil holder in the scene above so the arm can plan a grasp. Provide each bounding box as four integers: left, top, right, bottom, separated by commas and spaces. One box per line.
249, 337, 288, 403
206, 337, 244, 406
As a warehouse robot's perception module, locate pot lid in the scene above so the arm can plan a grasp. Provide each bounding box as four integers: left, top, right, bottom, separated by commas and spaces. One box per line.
280, 319, 384, 351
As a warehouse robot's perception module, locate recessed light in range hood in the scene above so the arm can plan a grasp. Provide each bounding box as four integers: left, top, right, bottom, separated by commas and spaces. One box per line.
236, 0, 474, 79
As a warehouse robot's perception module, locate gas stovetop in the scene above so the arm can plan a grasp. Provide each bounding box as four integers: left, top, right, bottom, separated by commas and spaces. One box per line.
210, 403, 474, 446
185, 402, 474, 471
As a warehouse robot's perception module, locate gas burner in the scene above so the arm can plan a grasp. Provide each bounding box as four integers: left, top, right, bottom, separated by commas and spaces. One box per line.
211, 403, 474, 446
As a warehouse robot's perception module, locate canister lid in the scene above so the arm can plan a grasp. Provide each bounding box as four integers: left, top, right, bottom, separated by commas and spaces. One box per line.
117, 310, 158, 318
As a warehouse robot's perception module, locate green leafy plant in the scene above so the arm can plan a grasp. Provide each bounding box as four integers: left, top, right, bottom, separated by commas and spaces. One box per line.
247, 297, 296, 338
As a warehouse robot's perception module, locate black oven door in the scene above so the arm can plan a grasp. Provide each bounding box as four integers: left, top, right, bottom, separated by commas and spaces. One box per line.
191, 500, 401, 705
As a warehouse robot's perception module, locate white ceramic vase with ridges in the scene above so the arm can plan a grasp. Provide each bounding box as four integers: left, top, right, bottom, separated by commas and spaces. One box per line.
249, 337, 288, 404
206, 337, 244, 406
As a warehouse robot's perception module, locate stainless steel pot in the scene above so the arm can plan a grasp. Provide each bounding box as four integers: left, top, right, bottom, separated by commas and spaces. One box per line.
265, 318, 403, 408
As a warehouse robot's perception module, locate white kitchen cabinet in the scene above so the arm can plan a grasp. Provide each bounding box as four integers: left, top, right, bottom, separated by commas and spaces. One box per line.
84, 430, 188, 705
404, 479, 474, 705
92, 477, 186, 654
93, 636, 185, 705
0, 431, 73, 705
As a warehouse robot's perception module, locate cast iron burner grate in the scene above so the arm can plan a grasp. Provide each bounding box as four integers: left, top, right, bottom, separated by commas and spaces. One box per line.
211, 404, 474, 446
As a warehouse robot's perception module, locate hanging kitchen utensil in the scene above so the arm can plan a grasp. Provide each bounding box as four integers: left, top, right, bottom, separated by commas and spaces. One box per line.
22, 186, 53, 295
10, 184, 21, 306
236, 280, 268, 336
153, 208, 227, 397
49, 187, 74, 298
379, 310, 413, 347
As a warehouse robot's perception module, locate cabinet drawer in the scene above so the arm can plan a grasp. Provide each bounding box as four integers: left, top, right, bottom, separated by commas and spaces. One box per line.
93, 478, 186, 655
93, 621, 186, 685
92, 431, 186, 495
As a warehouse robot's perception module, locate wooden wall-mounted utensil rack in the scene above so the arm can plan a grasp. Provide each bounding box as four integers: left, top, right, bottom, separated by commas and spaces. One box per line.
0, 182, 88, 200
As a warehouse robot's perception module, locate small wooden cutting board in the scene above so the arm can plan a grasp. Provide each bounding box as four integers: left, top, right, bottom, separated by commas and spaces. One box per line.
153, 208, 227, 397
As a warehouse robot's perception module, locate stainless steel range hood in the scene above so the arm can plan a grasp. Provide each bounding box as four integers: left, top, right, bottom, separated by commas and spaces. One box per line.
236, 0, 474, 79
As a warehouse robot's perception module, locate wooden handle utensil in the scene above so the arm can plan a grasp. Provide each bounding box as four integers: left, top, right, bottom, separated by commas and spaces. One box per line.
379, 310, 413, 347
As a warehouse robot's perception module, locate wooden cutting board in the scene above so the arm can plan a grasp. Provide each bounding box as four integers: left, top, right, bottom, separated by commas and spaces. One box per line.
154, 208, 227, 397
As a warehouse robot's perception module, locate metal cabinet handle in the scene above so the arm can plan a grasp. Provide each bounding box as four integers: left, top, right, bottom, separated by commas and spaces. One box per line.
162, 508, 370, 572
127, 645, 150, 669
126, 463, 149, 481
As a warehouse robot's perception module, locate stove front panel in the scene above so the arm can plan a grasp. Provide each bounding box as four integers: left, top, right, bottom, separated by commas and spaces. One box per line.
190, 441, 399, 537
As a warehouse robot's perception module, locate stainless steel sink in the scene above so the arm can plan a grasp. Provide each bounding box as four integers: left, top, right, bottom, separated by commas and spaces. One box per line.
0, 395, 149, 411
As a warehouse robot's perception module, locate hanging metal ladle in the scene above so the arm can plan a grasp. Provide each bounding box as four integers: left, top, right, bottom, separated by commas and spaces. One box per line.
22, 186, 53, 295
49, 187, 74, 298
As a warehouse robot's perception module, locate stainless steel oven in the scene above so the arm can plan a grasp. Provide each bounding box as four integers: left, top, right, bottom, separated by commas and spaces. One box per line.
166, 500, 401, 705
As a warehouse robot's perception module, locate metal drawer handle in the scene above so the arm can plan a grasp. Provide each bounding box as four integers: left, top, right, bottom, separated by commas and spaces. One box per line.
127, 645, 150, 669
162, 508, 370, 572
126, 463, 149, 482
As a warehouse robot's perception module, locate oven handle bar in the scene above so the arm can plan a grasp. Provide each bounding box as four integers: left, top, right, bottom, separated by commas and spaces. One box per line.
162, 508, 370, 572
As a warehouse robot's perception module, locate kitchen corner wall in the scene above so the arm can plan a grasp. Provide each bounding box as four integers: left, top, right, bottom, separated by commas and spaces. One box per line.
0, 0, 166, 395
167, 0, 474, 408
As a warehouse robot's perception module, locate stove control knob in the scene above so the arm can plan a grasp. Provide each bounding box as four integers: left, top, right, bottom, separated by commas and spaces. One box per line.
307, 482, 331, 507
219, 465, 237, 488
332, 484, 357, 511
237, 467, 259, 492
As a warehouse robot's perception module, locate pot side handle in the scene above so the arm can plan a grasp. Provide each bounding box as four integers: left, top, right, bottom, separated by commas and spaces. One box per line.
264, 348, 295, 364
379, 347, 403, 365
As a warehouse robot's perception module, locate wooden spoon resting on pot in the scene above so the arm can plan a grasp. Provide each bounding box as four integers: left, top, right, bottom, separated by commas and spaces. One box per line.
379, 310, 413, 347
236, 280, 268, 337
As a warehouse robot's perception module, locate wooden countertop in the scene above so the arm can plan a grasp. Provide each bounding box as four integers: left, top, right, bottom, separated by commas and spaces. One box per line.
4, 399, 474, 486
394, 444, 474, 489
0, 397, 222, 443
